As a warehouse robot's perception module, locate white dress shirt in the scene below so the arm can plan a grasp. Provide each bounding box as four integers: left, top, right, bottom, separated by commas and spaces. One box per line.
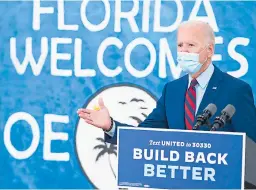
188, 63, 214, 114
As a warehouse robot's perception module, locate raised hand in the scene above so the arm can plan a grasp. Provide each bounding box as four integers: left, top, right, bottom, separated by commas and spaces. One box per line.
77, 98, 112, 131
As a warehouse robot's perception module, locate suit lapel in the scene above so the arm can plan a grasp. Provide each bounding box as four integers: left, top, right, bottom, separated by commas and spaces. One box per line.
172, 75, 188, 129
196, 65, 224, 117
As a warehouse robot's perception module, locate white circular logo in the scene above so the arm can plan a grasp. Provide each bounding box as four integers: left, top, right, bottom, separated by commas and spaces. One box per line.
75, 84, 157, 189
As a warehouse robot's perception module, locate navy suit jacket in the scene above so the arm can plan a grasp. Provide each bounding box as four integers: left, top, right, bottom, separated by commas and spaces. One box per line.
105, 65, 256, 144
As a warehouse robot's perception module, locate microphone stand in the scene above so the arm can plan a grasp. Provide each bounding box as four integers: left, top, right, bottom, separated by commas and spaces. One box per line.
193, 114, 213, 130
210, 117, 232, 131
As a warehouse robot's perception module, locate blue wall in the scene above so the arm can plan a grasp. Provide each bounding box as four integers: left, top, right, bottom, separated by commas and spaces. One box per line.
1, 0, 255, 188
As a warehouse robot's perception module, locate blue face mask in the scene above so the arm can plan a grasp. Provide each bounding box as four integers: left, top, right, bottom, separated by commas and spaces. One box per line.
177, 47, 209, 75
177, 52, 202, 75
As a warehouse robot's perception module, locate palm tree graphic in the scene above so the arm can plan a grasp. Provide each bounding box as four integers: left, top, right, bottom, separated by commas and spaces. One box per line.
93, 101, 149, 180
94, 137, 117, 178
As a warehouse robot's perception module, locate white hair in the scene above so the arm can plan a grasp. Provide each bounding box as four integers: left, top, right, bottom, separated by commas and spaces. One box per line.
178, 20, 215, 46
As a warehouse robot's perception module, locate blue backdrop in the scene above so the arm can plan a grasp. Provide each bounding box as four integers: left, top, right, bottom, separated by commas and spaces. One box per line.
1, 0, 255, 188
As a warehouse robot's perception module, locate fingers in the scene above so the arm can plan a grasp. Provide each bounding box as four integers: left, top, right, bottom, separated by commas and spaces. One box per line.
78, 112, 95, 126
78, 112, 93, 121
84, 119, 94, 125
77, 108, 93, 114
98, 97, 105, 109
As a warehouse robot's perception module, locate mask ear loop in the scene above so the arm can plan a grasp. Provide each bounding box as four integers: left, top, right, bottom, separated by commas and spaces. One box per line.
200, 44, 210, 64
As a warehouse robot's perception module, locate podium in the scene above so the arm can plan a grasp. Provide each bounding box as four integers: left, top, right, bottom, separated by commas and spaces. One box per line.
116, 127, 255, 189
245, 136, 256, 188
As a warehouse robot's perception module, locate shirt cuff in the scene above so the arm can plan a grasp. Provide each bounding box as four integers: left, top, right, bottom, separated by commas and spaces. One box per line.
105, 121, 116, 137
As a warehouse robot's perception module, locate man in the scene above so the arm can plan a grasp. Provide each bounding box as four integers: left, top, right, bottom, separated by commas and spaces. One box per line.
77, 20, 256, 145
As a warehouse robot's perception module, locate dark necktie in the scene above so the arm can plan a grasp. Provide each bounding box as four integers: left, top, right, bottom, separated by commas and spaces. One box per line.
185, 79, 198, 130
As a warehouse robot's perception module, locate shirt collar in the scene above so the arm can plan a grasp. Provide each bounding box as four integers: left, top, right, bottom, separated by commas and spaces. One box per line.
189, 64, 215, 89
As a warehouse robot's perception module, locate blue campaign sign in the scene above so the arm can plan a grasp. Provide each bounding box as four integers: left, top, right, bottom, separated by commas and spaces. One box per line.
117, 127, 245, 189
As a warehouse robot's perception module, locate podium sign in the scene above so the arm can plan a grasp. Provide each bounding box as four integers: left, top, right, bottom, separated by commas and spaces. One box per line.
117, 127, 245, 189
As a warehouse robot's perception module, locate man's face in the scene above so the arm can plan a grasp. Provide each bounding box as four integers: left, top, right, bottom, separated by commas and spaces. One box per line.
177, 25, 212, 64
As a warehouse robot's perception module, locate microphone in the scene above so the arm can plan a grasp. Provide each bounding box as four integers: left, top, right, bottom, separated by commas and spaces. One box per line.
193, 103, 217, 130
210, 104, 236, 131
